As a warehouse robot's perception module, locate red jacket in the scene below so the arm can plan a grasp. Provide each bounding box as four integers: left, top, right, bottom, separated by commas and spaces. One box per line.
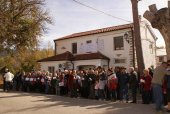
108, 77, 118, 91
140, 75, 152, 91
68, 74, 74, 89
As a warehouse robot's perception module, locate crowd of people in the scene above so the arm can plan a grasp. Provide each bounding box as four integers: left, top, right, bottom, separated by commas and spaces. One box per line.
2, 60, 170, 113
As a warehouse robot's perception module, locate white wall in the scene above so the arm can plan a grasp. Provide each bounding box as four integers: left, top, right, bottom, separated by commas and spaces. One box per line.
140, 22, 157, 68
39, 61, 67, 72
39, 59, 109, 71
56, 28, 132, 68
74, 59, 108, 69
53, 22, 157, 69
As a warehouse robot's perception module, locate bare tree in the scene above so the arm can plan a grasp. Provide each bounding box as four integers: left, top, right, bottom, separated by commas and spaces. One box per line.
143, 1, 170, 60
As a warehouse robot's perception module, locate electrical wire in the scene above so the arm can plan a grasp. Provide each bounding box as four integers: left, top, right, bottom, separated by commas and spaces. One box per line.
72, 0, 132, 23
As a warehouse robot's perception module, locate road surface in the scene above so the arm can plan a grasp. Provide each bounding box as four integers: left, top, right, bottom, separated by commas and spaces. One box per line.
0, 91, 166, 114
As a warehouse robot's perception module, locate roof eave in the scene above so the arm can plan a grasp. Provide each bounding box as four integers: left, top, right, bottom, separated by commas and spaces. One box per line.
54, 24, 133, 42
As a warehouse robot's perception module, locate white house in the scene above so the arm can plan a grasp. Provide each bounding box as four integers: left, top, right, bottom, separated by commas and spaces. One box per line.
38, 21, 157, 74
156, 47, 167, 66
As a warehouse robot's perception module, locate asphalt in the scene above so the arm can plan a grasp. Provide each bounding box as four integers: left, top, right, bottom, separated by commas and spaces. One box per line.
0, 90, 167, 114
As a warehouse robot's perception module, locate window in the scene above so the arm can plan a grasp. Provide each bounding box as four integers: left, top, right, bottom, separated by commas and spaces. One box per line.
114, 36, 124, 50
159, 56, 164, 62
86, 40, 92, 44
72, 43, 77, 54
114, 58, 126, 64
149, 44, 154, 54
48, 66, 55, 76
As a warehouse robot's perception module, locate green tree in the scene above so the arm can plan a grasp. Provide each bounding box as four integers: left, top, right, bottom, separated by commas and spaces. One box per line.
0, 0, 52, 52
0, 47, 54, 73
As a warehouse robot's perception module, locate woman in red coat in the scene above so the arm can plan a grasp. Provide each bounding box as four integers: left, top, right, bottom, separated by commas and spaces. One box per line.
68, 70, 74, 97
140, 69, 152, 104
107, 69, 118, 101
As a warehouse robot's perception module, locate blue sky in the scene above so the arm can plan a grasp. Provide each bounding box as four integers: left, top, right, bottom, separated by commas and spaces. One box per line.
40, 0, 167, 48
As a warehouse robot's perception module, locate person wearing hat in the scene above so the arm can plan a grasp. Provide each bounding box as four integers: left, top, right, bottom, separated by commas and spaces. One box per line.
4, 69, 14, 91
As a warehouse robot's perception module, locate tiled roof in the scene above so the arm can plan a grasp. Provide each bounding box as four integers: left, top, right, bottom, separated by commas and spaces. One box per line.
37, 51, 74, 62
74, 52, 110, 60
54, 23, 133, 41
38, 51, 110, 62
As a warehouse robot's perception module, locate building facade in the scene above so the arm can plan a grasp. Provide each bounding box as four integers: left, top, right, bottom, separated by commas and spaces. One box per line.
156, 48, 167, 66
38, 21, 157, 73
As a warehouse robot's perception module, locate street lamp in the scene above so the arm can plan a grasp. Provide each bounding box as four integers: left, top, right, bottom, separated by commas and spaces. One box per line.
124, 32, 129, 43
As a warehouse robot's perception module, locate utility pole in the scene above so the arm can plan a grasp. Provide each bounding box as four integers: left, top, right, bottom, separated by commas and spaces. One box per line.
131, 0, 145, 74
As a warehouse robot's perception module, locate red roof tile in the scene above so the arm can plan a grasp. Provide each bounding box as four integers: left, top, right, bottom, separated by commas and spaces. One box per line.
38, 51, 110, 62
74, 52, 110, 60
37, 51, 74, 62
54, 23, 133, 41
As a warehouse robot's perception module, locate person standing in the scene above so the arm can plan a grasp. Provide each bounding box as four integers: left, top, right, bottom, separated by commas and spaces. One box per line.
140, 69, 152, 104
15, 72, 22, 91
4, 69, 14, 92
152, 62, 167, 112
129, 67, 138, 103
98, 66, 106, 100
164, 60, 170, 112
72, 70, 81, 98
81, 70, 90, 98
119, 67, 129, 103
115, 67, 121, 100
59, 73, 65, 96
88, 69, 96, 99
51, 74, 57, 95
107, 68, 117, 101
68, 70, 74, 97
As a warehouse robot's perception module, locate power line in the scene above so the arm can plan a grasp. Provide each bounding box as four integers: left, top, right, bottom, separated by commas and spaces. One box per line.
72, 0, 132, 23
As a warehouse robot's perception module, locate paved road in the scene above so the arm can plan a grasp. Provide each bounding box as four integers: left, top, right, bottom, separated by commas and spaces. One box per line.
0, 91, 166, 114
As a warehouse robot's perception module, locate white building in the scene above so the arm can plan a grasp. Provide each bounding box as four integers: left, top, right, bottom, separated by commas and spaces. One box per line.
38, 21, 157, 74
156, 48, 167, 66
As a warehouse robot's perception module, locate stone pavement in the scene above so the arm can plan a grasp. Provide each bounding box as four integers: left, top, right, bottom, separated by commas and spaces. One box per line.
0, 90, 167, 114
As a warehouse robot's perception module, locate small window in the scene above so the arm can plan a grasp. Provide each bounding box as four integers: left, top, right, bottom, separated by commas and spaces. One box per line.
72, 43, 77, 54
86, 40, 92, 44
149, 44, 154, 54
115, 59, 126, 64
114, 36, 124, 50
159, 56, 164, 62
48, 66, 55, 76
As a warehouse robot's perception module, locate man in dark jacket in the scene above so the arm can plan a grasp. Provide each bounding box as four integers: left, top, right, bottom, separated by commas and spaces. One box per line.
129, 67, 138, 103
119, 67, 129, 102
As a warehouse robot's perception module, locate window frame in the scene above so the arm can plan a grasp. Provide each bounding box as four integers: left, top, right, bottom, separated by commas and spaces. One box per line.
48, 66, 55, 76
86, 40, 92, 44
113, 36, 124, 50
72, 42, 77, 54
158, 56, 164, 62
114, 58, 126, 64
